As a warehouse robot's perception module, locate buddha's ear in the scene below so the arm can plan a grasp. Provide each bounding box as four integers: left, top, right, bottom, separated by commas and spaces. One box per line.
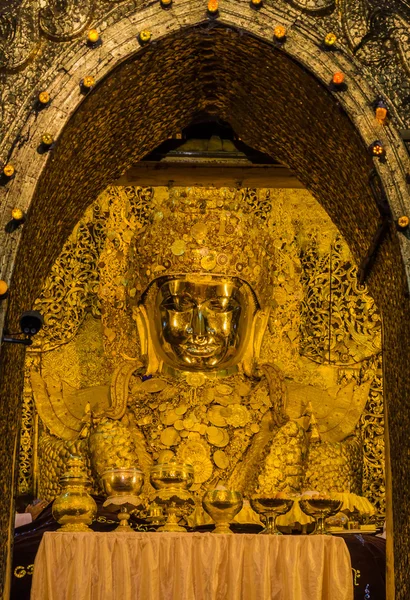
241, 307, 271, 377
132, 305, 161, 374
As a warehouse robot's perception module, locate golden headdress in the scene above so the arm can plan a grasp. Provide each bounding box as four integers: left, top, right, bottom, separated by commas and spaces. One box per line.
128, 187, 276, 309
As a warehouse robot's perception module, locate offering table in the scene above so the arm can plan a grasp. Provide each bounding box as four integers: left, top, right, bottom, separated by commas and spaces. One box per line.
30, 531, 353, 600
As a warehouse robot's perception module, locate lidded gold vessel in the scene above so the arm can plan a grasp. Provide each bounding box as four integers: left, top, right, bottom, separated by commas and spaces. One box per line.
52, 455, 97, 532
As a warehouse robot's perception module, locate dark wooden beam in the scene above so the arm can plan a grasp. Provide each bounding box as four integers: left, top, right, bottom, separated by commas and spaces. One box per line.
113, 162, 303, 188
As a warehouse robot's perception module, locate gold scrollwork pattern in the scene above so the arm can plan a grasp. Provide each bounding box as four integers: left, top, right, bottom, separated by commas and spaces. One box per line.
14, 564, 34, 579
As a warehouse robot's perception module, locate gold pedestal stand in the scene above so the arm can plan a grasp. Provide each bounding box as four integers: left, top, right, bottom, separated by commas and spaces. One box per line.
101, 467, 144, 532
150, 461, 194, 532
250, 497, 294, 535
202, 490, 243, 534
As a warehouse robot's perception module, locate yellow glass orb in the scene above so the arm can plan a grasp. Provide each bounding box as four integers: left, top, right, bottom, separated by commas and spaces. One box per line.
12, 208, 24, 221
274, 25, 287, 40
3, 164, 14, 177
87, 29, 99, 43
82, 76, 96, 89
139, 30, 152, 43
251, 0, 263, 6
41, 133, 54, 146
375, 106, 388, 123
207, 0, 219, 13
0, 280, 8, 296
324, 33, 337, 47
38, 91, 50, 105
161, 0, 172, 5
398, 216, 409, 229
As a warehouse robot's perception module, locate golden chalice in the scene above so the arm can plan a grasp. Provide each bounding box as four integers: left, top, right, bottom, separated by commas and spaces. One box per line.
299, 497, 342, 535
150, 461, 194, 532
250, 496, 293, 535
202, 489, 243, 534
101, 467, 144, 532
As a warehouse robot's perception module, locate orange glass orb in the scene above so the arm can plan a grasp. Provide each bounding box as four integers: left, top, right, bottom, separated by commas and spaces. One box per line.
251, 0, 263, 6
208, 0, 219, 14
376, 106, 388, 123
3, 164, 14, 177
11, 208, 24, 221
0, 280, 8, 296
274, 25, 287, 40
139, 30, 152, 43
88, 29, 99, 43
82, 76, 95, 89
332, 72, 345, 85
398, 215, 410, 229
161, 0, 172, 5
38, 91, 50, 105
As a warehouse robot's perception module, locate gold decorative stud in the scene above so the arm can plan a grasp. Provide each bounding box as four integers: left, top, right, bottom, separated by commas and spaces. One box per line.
41, 133, 54, 146
324, 33, 337, 47
139, 30, 152, 43
251, 0, 263, 7
3, 164, 15, 177
38, 91, 50, 105
11, 208, 24, 221
160, 0, 172, 6
397, 216, 409, 229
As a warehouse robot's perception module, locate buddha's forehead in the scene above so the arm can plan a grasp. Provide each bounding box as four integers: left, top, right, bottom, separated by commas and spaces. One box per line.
159, 277, 243, 299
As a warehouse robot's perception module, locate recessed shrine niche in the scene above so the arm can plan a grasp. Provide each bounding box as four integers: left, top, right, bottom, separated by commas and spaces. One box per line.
18, 154, 385, 530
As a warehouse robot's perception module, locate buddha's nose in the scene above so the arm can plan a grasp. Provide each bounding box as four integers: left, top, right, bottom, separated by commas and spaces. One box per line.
191, 308, 207, 340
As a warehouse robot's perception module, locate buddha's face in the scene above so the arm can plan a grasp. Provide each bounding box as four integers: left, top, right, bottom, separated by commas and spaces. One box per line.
148, 277, 256, 371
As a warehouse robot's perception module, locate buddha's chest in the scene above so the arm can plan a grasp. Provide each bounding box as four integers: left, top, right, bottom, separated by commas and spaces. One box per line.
129, 374, 273, 488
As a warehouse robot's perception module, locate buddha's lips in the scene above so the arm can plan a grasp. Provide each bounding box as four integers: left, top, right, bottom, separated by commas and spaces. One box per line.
182, 343, 222, 357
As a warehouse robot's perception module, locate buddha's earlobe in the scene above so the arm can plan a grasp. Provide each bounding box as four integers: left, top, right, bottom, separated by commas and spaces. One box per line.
241, 308, 270, 377
132, 305, 161, 374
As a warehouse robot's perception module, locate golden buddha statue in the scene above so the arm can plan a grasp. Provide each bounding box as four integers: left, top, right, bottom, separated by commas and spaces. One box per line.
30, 187, 373, 519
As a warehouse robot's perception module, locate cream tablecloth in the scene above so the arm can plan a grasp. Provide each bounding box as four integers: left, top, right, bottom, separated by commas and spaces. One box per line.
30, 531, 353, 600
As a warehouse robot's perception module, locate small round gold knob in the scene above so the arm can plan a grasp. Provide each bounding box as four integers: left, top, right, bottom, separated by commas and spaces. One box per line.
41, 133, 54, 146
38, 91, 50, 105
3, 164, 14, 177
397, 216, 410, 229
87, 29, 99, 43
0, 280, 8, 296
11, 208, 24, 221
82, 76, 96, 89
324, 33, 337, 47
139, 30, 152, 43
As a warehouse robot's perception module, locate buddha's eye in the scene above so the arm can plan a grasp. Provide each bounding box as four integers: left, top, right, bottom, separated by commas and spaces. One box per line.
207, 297, 237, 312
161, 295, 195, 312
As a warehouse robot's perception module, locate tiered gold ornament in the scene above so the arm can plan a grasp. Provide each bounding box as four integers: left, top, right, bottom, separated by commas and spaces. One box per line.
52, 455, 97, 532
101, 467, 144, 532
250, 496, 293, 535
202, 488, 243, 534
150, 461, 195, 532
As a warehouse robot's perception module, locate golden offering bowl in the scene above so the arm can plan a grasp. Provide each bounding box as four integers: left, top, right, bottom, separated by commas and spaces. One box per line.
250, 497, 293, 535
150, 461, 195, 491
101, 467, 144, 532
299, 498, 342, 535
52, 455, 97, 532
202, 489, 243, 534
150, 462, 195, 532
